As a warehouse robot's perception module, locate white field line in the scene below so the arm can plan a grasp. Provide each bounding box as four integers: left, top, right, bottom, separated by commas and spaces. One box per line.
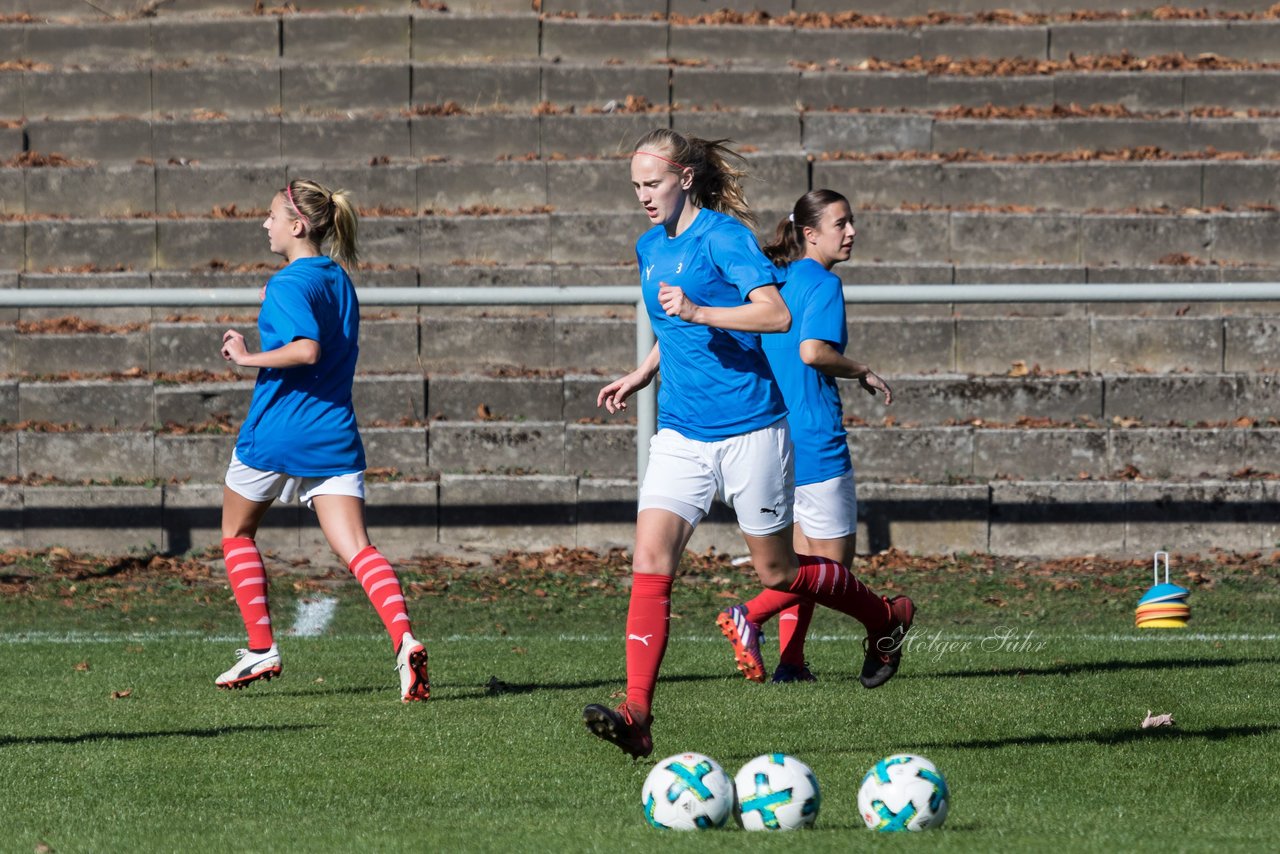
288, 596, 338, 638
1, 630, 1278, 645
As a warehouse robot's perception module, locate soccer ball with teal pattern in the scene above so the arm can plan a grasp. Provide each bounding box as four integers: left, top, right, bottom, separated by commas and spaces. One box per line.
856, 754, 949, 832
733, 753, 821, 831
641, 752, 733, 830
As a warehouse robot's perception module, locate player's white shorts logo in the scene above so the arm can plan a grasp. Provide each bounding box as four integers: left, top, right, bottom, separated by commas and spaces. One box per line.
628, 633, 654, 646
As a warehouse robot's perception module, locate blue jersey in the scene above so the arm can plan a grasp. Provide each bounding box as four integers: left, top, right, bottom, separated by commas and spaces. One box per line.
234, 256, 365, 476
761, 258, 851, 485
636, 208, 787, 442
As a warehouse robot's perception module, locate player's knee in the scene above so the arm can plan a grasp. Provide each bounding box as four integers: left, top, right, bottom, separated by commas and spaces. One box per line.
755, 562, 794, 590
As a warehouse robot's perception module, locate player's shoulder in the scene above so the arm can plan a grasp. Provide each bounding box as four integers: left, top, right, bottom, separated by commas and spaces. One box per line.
635, 224, 666, 254
273, 256, 341, 287
700, 208, 753, 242
785, 258, 840, 290
265, 258, 343, 308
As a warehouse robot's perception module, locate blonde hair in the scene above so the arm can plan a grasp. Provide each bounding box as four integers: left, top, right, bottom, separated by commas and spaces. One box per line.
632, 128, 755, 228
281, 178, 359, 271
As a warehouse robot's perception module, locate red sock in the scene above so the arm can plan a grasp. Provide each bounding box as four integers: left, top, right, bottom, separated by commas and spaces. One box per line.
776, 601, 815, 668
625, 573, 672, 717
788, 554, 889, 632
223, 537, 273, 650
743, 588, 805, 624
349, 545, 414, 649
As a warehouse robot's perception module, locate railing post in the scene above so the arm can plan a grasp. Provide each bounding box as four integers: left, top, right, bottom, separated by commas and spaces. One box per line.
635, 301, 655, 490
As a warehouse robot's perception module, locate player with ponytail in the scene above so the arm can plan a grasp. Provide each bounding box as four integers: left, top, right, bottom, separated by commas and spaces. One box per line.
214, 178, 431, 703
717, 189, 894, 685
582, 133, 913, 759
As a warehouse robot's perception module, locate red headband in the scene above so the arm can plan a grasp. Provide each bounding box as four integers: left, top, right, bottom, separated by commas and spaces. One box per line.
634, 150, 689, 171
285, 185, 311, 229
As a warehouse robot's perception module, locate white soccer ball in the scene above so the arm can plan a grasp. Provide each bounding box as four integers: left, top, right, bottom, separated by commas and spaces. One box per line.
641, 752, 734, 830
857, 753, 950, 832
733, 753, 821, 831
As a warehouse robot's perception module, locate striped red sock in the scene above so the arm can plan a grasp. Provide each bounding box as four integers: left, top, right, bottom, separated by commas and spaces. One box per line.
625, 573, 672, 717
776, 601, 815, 668
349, 546, 414, 649
743, 588, 804, 624
788, 554, 889, 632
223, 537, 273, 650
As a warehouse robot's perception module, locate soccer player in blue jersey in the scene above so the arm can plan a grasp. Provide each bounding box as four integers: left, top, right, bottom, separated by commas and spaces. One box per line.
213, 179, 430, 702
582, 132, 913, 759
717, 189, 894, 685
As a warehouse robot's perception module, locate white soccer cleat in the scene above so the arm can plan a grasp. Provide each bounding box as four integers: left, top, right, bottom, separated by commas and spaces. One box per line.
396, 632, 430, 702
215, 645, 282, 690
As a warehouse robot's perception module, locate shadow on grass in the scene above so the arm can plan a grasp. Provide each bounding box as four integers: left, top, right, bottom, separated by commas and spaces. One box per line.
918, 723, 1280, 751
226, 672, 746, 702
0, 723, 321, 748
471, 671, 727, 698
909, 655, 1277, 680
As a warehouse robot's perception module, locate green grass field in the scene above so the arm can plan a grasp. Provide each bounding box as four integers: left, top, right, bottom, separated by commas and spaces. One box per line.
1, 547, 1277, 852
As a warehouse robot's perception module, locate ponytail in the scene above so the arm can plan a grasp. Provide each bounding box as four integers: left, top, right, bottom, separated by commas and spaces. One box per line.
327, 190, 359, 272
281, 178, 360, 272
631, 128, 756, 228
761, 188, 850, 265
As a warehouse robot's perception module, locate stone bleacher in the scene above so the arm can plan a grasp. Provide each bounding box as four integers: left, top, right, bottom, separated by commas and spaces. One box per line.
1, 0, 1279, 559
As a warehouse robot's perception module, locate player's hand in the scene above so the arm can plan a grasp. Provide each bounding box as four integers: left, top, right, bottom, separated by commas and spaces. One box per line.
658, 282, 698, 322
597, 371, 646, 414
221, 329, 248, 364
859, 370, 892, 405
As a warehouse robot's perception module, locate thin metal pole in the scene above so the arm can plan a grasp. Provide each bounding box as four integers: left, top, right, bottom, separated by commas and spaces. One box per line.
4, 282, 1279, 308
634, 301, 655, 487
840, 282, 1280, 304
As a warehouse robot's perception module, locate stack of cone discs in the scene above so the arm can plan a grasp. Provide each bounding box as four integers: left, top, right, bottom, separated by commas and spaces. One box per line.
1136, 552, 1190, 628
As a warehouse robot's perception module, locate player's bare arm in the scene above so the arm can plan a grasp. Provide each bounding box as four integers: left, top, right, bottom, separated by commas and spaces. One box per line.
658, 282, 791, 333
221, 331, 321, 369
598, 343, 660, 413
799, 339, 892, 405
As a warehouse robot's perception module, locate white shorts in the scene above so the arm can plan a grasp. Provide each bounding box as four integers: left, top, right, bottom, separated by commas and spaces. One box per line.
794, 469, 858, 540
638, 418, 794, 537
225, 452, 365, 511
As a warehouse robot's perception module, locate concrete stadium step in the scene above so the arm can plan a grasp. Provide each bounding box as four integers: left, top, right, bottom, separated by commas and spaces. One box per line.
5, 209, 1280, 270
0, 0, 418, 16
814, 158, 1280, 211
0, 153, 804, 214
11, 106, 1280, 165
2, 418, 1277, 484
4, 155, 1278, 216
3, 371, 1278, 439
799, 69, 1280, 113
6, 11, 1280, 68
8, 36, 1280, 116
547, 1, 1273, 15
806, 113, 1280, 156
2, 0, 1270, 18
15, 64, 1280, 118
3, 474, 1273, 557
6, 312, 1280, 377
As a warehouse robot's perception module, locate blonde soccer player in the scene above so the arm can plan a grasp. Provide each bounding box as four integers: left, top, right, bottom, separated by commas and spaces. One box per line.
214, 179, 430, 702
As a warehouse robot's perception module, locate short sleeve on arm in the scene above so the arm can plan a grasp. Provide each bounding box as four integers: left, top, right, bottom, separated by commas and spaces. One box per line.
263, 274, 321, 343
799, 274, 846, 346
705, 225, 778, 300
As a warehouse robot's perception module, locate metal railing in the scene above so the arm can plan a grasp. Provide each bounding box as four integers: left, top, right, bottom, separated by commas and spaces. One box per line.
4, 282, 1280, 482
